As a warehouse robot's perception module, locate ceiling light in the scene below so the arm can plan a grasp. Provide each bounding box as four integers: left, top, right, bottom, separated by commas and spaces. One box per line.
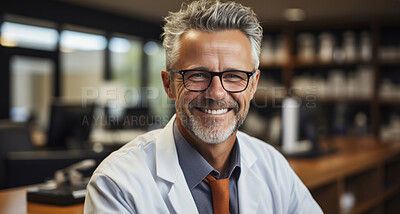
284, 8, 306, 22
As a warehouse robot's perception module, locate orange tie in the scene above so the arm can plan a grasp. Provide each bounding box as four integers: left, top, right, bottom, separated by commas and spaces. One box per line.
203, 174, 230, 214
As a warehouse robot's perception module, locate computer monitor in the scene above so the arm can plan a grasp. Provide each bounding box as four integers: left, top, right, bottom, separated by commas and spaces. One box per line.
104, 106, 151, 130
281, 97, 336, 158
46, 101, 95, 149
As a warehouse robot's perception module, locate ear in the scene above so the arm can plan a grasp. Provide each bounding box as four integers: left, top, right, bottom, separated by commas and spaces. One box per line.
249, 69, 260, 100
161, 70, 176, 100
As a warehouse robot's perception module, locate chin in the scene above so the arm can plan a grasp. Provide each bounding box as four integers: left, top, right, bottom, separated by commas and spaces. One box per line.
188, 116, 238, 144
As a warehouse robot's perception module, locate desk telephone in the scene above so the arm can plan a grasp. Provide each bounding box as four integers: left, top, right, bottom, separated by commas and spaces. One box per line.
27, 159, 96, 206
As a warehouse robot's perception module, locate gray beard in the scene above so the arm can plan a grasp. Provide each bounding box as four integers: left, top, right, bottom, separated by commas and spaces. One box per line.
183, 112, 238, 144
176, 98, 246, 144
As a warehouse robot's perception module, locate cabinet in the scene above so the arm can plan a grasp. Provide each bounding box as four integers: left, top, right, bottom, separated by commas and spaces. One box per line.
251, 21, 400, 141
289, 137, 400, 214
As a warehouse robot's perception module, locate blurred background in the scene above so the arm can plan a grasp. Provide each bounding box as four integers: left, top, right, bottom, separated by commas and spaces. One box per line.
1, 0, 400, 213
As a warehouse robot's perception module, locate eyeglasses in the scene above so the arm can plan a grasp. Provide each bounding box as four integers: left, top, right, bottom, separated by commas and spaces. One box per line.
169, 68, 256, 93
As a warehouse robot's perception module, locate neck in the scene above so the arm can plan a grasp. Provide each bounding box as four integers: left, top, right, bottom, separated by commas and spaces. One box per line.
177, 119, 236, 175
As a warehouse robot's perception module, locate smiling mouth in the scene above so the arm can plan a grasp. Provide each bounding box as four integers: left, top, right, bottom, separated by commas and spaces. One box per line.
197, 108, 231, 115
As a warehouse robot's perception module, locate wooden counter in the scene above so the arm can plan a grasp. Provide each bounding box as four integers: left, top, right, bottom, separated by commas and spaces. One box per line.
0, 185, 83, 214
289, 137, 400, 214
1, 137, 399, 214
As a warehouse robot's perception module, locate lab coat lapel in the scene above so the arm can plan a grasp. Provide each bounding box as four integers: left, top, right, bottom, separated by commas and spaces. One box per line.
167, 173, 199, 214
237, 136, 272, 213
155, 115, 198, 214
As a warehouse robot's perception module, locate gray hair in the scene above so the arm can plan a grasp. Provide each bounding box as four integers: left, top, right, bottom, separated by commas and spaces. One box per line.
162, 0, 263, 71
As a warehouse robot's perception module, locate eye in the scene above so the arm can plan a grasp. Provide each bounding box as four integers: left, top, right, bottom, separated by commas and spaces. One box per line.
186, 71, 209, 81
226, 74, 240, 79
191, 73, 205, 78
223, 72, 246, 81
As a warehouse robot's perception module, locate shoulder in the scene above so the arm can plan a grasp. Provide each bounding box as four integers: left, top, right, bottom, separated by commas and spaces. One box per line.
93, 128, 162, 178
237, 131, 323, 213
237, 131, 294, 184
237, 131, 286, 162
85, 128, 172, 213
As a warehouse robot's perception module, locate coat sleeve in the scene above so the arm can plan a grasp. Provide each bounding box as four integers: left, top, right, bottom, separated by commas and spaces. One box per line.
84, 173, 137, 214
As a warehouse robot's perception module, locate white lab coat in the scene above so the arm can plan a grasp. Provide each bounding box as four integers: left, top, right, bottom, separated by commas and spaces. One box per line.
84, 115, 322, 214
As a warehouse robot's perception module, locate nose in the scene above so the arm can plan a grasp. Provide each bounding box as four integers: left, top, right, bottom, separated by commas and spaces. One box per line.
203, 75, 227, 100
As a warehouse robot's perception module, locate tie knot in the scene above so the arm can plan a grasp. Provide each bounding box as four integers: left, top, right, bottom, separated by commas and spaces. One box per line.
203, 174, 216, 183
203, 174, 229, 184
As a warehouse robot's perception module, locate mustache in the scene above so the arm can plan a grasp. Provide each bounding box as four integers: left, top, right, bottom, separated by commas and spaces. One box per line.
188, 97, 239, 113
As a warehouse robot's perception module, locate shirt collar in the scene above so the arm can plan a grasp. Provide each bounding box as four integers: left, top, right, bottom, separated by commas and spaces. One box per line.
173, 120, 241, 190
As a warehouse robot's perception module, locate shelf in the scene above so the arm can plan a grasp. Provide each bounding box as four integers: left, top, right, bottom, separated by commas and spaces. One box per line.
292, 60, 371, 69
379, 99, 400, 105
253, 93, 373, 105
347, 196, 381, 214
343, 179, 400, 214
345, 168, 380, 214
253, 94, 373, 105
315, 97, 372, 104
259, 63, 285, 69
254, 21, 400, 138
384, 189, 400, 214
384, 156, 400, 190
252, 93, 284, 106
379, 59, 400, 66
383, 183, 400, 203
310, 182, 339, 214
291, 93, 372, 103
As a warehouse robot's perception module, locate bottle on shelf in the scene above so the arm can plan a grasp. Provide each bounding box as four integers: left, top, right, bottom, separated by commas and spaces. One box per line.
297, 33, 316, 63
343, 31, 357, 63
318, 32, 335, 63
360, 31, 372, 62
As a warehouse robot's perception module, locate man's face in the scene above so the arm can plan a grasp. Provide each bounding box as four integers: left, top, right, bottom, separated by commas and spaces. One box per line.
163, 29, 259, 144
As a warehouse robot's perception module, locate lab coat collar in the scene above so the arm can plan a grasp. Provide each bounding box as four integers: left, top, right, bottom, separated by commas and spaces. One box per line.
155, 115, 199, 213
239, 133, 257, 168
155, 114, 178, 183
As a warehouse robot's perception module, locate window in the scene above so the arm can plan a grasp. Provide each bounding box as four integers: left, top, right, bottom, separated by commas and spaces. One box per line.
60, 28, 107, 101
110, 36, 143, 107
0, 22, 58, 51
146, 41, 173, 126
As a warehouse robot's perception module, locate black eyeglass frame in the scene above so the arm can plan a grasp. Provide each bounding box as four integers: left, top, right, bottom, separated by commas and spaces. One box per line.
169, 68, 257, 93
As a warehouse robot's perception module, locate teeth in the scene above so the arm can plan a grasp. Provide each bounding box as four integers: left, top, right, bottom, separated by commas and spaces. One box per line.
203, 108, 228, 115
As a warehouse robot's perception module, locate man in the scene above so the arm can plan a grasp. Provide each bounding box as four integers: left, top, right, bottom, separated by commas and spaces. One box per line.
84, 0, 322, 213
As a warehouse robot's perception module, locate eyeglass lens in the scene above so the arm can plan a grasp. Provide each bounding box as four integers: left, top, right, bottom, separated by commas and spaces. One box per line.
184, 70, 249, 92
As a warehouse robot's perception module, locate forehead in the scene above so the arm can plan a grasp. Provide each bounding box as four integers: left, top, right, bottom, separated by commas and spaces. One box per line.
175, 29, 253, 70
